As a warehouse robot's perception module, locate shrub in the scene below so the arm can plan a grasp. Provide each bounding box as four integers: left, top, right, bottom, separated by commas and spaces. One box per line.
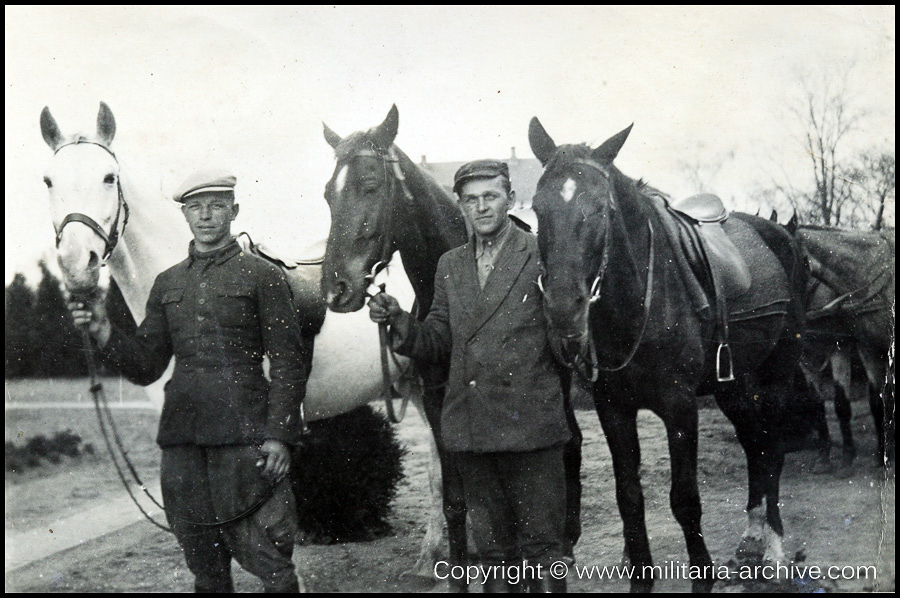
5, 430, 87, 473
290, 405, 407, 543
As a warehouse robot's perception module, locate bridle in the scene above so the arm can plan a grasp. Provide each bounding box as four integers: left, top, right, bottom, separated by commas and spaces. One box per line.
338, 144, 418, 423
52, 140, 129, 262
535, 157, 655, 380
344, 145, 415, 280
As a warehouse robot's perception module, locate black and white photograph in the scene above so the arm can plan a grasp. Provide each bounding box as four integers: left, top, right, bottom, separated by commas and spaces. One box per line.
5, 6, 894, 592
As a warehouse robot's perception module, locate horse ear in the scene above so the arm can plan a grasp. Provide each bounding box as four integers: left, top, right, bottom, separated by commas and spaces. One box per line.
372, 104, 399, 150
592, 123, 633, 165
528, 117, 556, 166
323, 123, 342, 149
770, 209, 779, 223
97, 102, 116, 146
786, 212, 799, 235
40, 107, 63, 150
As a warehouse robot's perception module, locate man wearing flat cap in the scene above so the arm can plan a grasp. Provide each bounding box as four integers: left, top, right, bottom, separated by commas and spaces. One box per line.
370, 160, 571, 592
69, 169, 309, 593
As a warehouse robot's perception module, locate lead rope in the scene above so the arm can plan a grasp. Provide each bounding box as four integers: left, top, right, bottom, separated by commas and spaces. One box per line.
79, 327, 280, 529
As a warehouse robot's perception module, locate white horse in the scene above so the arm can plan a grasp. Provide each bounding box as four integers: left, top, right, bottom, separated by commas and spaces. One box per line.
40, 102, 416, 420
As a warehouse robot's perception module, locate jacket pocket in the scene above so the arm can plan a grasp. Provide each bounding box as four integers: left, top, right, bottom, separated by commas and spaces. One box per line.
216, 285, 256, 327
161, 288, 186, 329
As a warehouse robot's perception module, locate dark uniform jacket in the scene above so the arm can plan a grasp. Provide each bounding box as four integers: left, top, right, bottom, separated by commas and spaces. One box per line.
103, 239, 310, 448
392, 225, 570, 453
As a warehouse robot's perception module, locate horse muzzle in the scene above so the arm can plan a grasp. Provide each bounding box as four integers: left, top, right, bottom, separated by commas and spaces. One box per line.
547, 328, 598, 383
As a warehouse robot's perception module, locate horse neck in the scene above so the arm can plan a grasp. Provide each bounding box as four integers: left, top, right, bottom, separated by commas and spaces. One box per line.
590, 174, 652, 338
390, 150, 467, 313
106, 163, 190, 321
802, 228, 892, 293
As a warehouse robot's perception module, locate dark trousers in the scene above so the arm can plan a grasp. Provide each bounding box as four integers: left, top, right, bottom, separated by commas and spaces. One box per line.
161, 445, 299, 592
454, 445, 567, 569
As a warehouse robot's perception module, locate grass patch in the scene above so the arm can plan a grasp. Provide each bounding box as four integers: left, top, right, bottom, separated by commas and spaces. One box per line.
5, 430, 95, 473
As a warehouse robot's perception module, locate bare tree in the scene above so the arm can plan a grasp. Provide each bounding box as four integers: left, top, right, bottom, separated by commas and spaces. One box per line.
852, 151, 895, 230
787, 63, 867, 226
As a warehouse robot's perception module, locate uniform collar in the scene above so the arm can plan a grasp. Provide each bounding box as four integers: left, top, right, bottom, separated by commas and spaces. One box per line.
188, 237, 242, 267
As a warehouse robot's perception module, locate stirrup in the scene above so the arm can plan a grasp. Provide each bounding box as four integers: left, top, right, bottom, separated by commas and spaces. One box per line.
717, 343, 735, 382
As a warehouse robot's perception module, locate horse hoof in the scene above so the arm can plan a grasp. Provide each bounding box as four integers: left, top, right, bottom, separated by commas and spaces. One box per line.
691, 577, 716, 593
811, 457, 834, 475
736, 537, 765, 562
630, 579, 654, 593
834, 464, 854, 479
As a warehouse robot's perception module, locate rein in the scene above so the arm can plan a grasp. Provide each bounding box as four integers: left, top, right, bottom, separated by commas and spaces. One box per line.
52, 141, 130, 261
350, 146, 417, 423
78, 326, 283, 531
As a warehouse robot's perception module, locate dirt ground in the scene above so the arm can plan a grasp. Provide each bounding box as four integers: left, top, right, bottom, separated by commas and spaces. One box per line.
5, 380, 895, 593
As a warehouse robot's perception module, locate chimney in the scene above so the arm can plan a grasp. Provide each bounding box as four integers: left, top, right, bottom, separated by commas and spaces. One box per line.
420, 155, 427, 166
510, 146, 517, 161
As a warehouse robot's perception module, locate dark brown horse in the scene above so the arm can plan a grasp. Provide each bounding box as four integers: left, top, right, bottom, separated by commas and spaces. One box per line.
528, 118, 812, 592
792, 224, 895, 468
319, 106, 583, 586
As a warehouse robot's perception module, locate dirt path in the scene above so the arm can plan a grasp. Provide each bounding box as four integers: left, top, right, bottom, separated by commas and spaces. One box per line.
5, 403, 894, 592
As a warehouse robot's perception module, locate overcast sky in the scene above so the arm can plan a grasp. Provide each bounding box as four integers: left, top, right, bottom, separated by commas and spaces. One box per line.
5, 6, 895, 284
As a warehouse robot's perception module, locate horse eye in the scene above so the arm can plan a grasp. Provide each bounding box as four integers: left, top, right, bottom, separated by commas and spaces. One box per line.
43, 177, 52, 188
103, 174, 117, 185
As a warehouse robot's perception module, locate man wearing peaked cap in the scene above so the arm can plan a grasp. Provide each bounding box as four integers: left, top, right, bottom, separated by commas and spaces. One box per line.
370, 159, 574, 592
451, 159, 511, 196
173, 169, 238, 203
69, 168, 311, 592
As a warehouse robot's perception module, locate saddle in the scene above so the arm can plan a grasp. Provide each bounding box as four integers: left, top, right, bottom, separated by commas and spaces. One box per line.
648, 193, 753, 381
238, 233, 329, 337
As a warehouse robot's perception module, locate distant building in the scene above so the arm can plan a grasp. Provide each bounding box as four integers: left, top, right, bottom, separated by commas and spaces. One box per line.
419, 147, 542, 230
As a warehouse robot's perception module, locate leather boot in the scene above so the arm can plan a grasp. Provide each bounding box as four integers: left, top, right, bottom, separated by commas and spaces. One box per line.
264, 576, 300, 593
482, 576, 526, 593
195, 577, 234, 593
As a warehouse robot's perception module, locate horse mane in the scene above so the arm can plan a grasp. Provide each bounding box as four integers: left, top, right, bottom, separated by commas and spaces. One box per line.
547, 143, 669, 208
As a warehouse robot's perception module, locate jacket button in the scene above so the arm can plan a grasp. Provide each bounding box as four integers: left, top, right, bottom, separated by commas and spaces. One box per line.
198, 298, 206, 305
469, 380, 476, 387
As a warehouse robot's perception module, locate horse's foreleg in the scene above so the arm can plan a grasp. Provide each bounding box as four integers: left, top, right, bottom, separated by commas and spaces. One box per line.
762, 448, 786, 563
798, 362, 833, 472
405, 396, 448, 579
858, 346, 893, 465
561, 369, 583, 562
715, 384, 771, 562
830, 349, 856, 467
406, 385, 469, 592
662, 395, 714, 592
597, 407, 653, 592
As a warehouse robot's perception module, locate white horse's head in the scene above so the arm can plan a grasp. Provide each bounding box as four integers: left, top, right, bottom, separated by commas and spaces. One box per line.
40, 102, 125, 295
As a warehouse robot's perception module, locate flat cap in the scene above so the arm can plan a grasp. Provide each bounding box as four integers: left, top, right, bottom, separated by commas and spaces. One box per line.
453, 159, 510, 195
173, 169, 237, 203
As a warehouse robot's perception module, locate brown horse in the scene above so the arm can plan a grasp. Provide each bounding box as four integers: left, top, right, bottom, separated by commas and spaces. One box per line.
528, 118, 812, 592
792, 224, 895, 468
319, 106, 584, 586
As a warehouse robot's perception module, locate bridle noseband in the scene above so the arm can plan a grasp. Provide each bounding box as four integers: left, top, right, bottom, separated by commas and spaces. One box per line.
52, 140, 129, 262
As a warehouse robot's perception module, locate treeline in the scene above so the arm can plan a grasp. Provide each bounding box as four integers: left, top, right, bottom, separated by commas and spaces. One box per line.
5, 263, 134, 379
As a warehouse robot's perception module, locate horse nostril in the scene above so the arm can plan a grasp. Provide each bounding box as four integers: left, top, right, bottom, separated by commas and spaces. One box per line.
574, 295, 586, 307
87, 251, 100, 269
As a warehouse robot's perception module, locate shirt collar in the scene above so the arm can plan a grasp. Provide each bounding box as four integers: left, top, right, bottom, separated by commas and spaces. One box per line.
188, 237, 242, 267
474, 219, 513, 260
